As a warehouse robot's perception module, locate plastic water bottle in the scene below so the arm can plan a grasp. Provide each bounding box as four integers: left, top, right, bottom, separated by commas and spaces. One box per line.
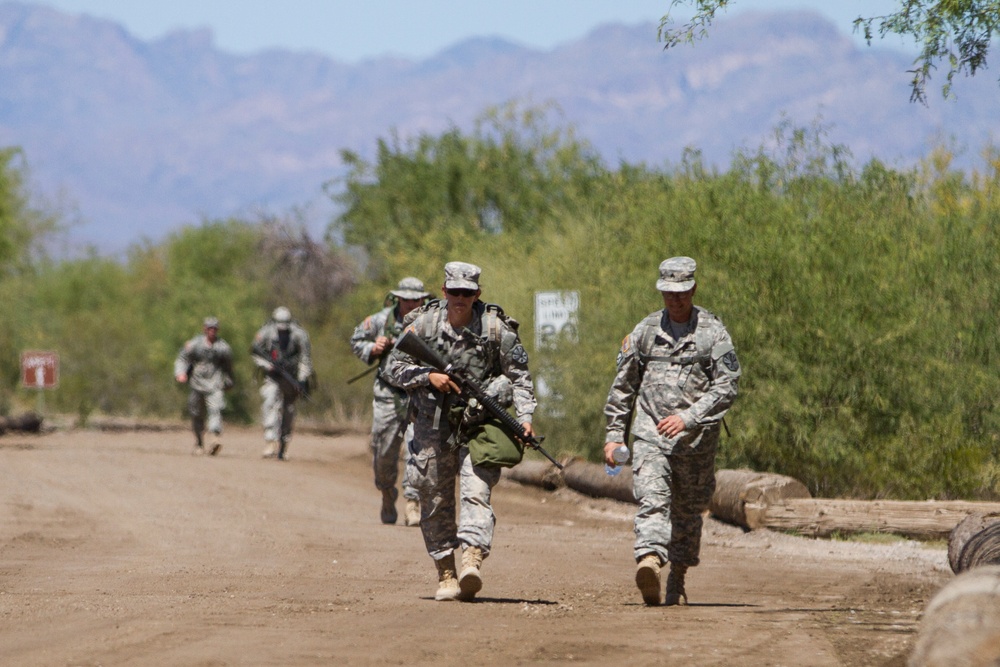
605, 445, 630, 476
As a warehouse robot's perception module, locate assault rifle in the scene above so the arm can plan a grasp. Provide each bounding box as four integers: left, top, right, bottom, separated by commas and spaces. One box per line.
346, 365, 378, 384
394, 331, 563, 470
251, 354, 307, 400
347, 337, 396, 385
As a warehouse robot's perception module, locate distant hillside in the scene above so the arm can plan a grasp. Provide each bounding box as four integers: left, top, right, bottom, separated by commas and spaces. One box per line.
0, 2, 997, 252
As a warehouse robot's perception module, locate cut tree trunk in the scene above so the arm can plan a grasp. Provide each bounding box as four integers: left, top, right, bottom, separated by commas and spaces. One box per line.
949, 513, 1000, 574
561, 458, 635, 504
759, 498, 1000, 540
0, 411, 43, 434
709, 469, 812, 530
504, 460, 1000, 542
504, 459, 565, 490
908, 565, 1000, 667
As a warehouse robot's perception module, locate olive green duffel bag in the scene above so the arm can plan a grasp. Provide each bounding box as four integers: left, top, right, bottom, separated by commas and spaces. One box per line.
466, 417, 524, 468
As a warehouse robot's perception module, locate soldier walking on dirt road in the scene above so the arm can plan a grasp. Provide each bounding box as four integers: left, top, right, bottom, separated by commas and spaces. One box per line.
603, 257, 741, 606
251, 306, 313, 461
385, 262, 537, 602
350, 276, 429, 526
174, 316, 235, 456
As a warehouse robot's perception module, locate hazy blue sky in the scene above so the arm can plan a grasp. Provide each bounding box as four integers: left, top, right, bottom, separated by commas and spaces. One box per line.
35, 1, 910, 62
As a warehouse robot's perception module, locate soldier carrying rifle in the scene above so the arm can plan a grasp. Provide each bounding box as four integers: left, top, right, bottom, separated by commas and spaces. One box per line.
350, 276, 429, 526
251, 306, 313, 461
385, 262, 537, 602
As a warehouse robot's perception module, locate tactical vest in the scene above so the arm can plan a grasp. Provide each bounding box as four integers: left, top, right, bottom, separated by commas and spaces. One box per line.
413, 298, 510, 383
634, 308, 717, 378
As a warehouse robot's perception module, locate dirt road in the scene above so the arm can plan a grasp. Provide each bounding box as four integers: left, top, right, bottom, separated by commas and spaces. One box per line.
0, 425, 950, 666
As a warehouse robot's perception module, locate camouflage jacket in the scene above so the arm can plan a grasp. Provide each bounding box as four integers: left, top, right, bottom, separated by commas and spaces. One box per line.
605, 306, 740, 452
384, 299, 537, 425
174, 334, 234, 394
350, 305, 407, 400
251, 321, 313, 383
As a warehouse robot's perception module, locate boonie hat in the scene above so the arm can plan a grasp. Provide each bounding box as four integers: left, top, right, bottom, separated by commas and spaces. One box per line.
272, 306, 292, 330
656, 256, 697, 292
444, 262, 481, 291
203, 316, 219, 329
390, 276, 430, 300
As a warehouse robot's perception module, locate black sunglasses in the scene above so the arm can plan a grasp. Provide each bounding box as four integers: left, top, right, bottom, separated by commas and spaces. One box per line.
446, 288, 477, 298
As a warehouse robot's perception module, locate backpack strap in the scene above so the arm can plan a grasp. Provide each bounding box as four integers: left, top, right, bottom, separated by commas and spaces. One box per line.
481, 302, 509, 344
635, 314, 660, 372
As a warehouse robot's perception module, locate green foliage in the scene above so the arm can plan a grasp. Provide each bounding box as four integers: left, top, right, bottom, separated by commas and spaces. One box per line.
0, 147, 59, 274
855, 0, 1000, 102
659, 0, 1000, 102
327, 101, 602, 283
326, 115, 1000, 502
8, 109, 1000, 502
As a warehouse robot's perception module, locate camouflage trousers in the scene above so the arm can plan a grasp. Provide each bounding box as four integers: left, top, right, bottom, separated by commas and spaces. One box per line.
188, 388, 225, 437
409, 417, 501, 561
631, 435, 717, 567
260, 378, 297, 443
371, 396, 418, 501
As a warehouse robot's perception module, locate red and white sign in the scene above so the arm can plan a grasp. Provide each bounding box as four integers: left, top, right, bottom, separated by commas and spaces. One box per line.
21, 350, 59, 389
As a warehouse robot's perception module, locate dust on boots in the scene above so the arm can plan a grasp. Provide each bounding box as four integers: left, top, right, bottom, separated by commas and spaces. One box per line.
434, 547, 485, 602
636, 554, 689, 606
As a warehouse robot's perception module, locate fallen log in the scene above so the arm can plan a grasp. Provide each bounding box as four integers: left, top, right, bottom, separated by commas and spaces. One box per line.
562, 458, 635, 504
759, 498, 1000, 540
709, 469, 812, 530
949, 513, 1000, 574
908, 565, 1000, 667
505, 459, 565, 490
0, 411, 43, 434
503, 460, 1000, 541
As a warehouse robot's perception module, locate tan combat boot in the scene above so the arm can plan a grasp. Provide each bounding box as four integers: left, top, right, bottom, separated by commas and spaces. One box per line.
434, 553, 461, 601
404, 499, 421, 527
458, 546, 484, 601
635, 553, 662, 606
665, 563, 688, 606
209, 433, 222, 456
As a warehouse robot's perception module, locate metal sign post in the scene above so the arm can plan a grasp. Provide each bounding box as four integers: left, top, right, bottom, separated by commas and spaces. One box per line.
21, 350, 59, 414
534, 291, 579, 349
533, 292, 579, 416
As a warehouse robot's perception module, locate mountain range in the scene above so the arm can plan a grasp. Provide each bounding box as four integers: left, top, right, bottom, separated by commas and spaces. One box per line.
1, 2, 998, 253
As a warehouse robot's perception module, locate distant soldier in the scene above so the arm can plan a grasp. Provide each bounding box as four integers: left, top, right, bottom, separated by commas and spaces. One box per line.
603, 257, 741, 606
174, 316, 234, 456
251, 306, 312, 460
385, 262, 537, 602
350, 277, 429, 526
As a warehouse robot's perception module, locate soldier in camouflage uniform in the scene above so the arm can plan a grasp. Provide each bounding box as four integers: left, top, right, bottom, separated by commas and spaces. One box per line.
603, 257, 740, 606
174, 316, 235, 456
350, 276, 429, 527
251, 306, 313, 460
385, 262, 537, 602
